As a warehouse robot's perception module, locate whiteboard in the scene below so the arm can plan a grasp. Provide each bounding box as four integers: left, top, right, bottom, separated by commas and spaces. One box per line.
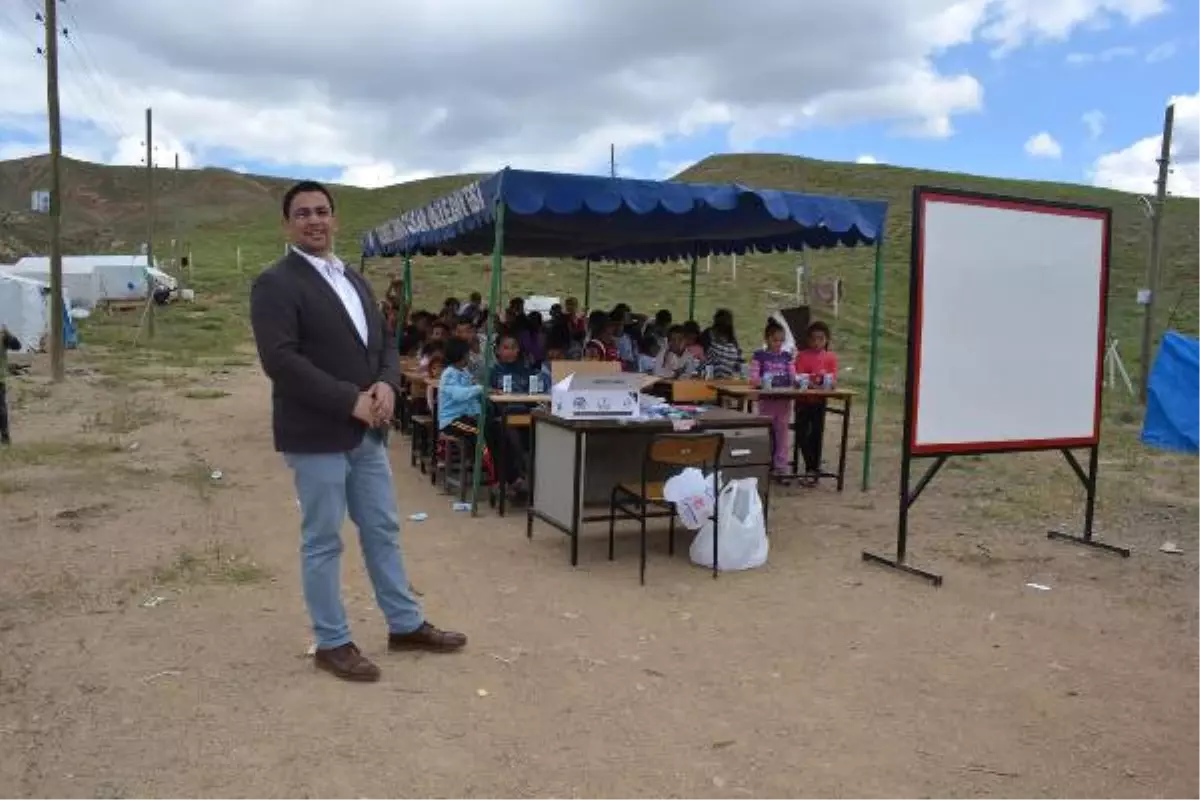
909, 191, 1109, 454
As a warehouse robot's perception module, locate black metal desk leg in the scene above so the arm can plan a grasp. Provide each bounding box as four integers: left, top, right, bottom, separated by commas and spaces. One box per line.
497, 411, 508, 517
526, 418, 537, 539
569, 430, 583, 567
836, 398, 851, 492
790, 400, 802, 476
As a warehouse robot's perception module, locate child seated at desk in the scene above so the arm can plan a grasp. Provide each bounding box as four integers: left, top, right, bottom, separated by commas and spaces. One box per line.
424, 344, 445, 412
635, 331, 661, 375
438, 339, 524, 490
488, 333, 537, 484
655, 325, 701, 378
418, 340, 443, 374
490, 333, 538, 405
792, 320, 839, 486
749, 319, 797, 478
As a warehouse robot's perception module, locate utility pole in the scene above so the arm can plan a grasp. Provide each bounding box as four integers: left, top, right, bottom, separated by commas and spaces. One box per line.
610, 144, 615, 178
171, 152, 179, 275
1138, 103, 1174, 404
44, 0, 65, 382
145, 107, 156, 339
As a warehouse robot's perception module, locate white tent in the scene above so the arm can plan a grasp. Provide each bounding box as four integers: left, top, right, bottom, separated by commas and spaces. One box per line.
0, 273, 72, 353
2, 255, 153, 308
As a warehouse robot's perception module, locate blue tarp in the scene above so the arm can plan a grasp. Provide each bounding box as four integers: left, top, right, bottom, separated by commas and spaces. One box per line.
1141, 331, 1199, 454
361, 167, 888, 262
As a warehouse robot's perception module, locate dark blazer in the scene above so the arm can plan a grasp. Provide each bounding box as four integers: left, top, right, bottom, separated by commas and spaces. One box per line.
250, 249, 400, 453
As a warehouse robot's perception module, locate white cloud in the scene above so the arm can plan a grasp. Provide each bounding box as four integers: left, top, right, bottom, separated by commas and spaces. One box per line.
856, 154, 881, 164
335, 162, 436, 188
1091, 93, 1200, 197
1082, 110, 1105, 140
981, 0, 1165, 55
1144, 41, 1177, 62
1065, 45, 1138, 64
0, 0, 1173, 187
1025, 131, 1063, 158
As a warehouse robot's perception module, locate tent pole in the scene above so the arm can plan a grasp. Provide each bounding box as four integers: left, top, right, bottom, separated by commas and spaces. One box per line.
861, 239, 884, 491
471, 200, 505, 514
687, 248, 699, 321
583, 257, 592, 310
402, 255, 412, 305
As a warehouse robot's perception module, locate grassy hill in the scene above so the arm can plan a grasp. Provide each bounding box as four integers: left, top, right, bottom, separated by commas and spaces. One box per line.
1, 152, 1195, 399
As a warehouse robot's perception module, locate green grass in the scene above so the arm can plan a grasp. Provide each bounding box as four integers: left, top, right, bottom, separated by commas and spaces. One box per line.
4, 152, 1196, 403
149, 541, 268, 587
181, 387, 230, 400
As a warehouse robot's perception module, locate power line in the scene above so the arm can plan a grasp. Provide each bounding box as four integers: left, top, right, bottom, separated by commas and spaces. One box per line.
58, 0, 134, 139
31, 3, 131, 141
0, 2, 42, 54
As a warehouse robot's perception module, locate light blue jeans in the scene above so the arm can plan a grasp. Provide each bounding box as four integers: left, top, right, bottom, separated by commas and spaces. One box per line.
284, 431, 423, 649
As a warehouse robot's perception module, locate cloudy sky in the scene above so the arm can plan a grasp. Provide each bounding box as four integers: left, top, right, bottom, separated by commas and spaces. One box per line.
0, 0, 1196, 196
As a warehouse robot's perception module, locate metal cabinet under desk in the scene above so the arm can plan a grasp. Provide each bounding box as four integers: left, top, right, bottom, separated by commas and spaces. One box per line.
526, 408, 774, 566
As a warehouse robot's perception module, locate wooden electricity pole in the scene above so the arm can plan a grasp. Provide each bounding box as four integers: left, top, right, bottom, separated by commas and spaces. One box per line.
171, 152, 179, 274
145, 107, 156, 339
44, 0, 65, 382
1138, 103, 1175, 404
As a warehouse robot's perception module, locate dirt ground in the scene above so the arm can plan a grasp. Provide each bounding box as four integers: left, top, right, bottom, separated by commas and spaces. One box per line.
0, 358, 1196, 799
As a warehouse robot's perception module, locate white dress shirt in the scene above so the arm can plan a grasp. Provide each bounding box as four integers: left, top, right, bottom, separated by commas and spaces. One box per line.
292, 247, 368, 345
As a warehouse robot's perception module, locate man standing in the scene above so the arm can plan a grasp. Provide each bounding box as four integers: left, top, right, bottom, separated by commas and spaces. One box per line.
250, 181, 465, 683
0, 324, 21, 446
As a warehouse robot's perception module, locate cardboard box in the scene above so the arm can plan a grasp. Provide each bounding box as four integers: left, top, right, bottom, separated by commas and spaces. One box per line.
551, 373, 654, 420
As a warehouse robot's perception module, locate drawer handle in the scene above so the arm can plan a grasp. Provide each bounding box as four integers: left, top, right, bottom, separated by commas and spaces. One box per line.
730, 448, 751, 457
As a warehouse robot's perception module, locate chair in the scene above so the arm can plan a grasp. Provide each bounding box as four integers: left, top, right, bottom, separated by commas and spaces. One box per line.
549, 359, 621, 385
410, 386, 437, 475
608, 432, 724, 585
437, 418, 477, 499
670, 379, 718, 404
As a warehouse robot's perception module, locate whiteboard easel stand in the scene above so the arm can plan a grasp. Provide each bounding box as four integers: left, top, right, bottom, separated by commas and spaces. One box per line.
862, 187, 1131, 588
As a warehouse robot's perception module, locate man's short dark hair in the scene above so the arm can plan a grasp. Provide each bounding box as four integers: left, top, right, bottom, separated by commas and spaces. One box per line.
282, 181, 335, 219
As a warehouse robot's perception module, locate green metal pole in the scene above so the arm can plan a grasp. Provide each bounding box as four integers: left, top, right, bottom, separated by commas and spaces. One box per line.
470, 200, 505, 514
394, 254, 413, 351
583, 257, 592, 310
687, 249, 698, 321
861, 239, 884, 491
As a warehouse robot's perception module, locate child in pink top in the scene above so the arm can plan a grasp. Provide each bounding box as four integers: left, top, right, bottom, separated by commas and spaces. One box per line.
749, 320, 797, 476
792, 321, 837, 486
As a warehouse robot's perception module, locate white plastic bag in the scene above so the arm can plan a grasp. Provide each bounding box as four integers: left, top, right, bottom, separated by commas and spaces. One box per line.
689, 478, 768, 571
662, 467, 714, 530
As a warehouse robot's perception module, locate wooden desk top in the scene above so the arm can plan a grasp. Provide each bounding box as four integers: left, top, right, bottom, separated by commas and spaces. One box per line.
490, 392, 550, 404
715, 384, 856, 400
532, 406, 770, 432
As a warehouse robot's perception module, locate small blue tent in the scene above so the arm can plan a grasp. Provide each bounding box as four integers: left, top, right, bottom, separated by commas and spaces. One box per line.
1141, 331, 1199, 454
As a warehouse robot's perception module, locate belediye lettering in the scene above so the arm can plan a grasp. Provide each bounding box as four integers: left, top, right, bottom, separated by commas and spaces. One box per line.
376, 182, 487, 246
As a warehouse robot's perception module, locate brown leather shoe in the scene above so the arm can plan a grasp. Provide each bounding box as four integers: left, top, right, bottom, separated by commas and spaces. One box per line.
388, 621, 467, 653
314, 642, 381, 682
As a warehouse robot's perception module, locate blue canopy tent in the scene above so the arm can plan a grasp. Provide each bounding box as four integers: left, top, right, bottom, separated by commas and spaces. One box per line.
362, 167, 890, 510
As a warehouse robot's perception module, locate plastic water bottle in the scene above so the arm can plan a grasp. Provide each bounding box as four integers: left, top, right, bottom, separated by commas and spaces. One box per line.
501, 374, 513, 393
529, 374, 542, 394
797, 373, 811, 390
704, 364, 715, 380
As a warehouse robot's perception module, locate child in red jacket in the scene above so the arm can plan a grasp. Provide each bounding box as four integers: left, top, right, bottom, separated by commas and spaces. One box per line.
793, 321, 838, 485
